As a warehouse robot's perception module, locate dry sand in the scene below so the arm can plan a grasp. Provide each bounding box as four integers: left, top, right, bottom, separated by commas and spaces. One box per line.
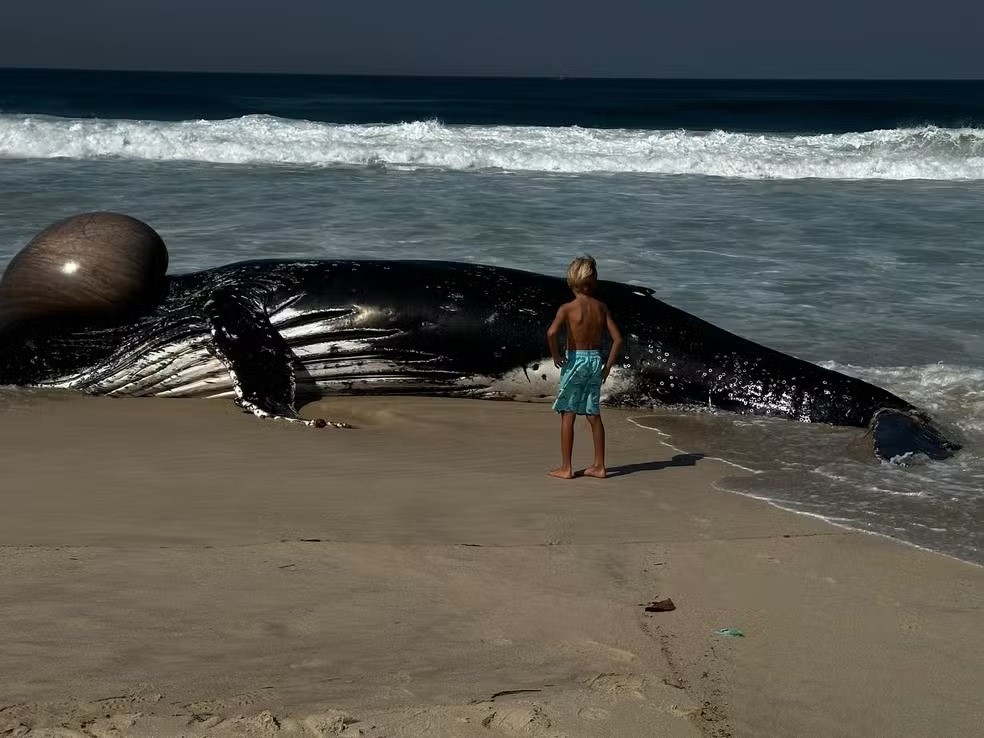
0, 393, 981, 737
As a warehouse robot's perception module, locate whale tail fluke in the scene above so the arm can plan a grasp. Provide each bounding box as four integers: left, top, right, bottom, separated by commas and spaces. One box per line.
869, 408, 961, 464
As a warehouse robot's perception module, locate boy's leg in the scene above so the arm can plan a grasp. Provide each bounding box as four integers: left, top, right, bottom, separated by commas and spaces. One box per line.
584, 414, 607, 478
548, 412, 576, 479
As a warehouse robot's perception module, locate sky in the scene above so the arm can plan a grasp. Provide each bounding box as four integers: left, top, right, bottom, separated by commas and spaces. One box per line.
1, 0, 981, 78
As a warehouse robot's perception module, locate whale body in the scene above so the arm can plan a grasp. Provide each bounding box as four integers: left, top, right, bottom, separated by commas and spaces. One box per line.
0, 259, 960, 461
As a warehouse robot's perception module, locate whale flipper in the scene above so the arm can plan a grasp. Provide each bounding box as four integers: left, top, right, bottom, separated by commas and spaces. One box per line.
203, 287, 339, 428
870, 408, 960, 463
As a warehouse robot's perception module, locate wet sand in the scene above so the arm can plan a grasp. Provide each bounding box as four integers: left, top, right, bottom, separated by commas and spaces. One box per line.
0, 394, 981, 737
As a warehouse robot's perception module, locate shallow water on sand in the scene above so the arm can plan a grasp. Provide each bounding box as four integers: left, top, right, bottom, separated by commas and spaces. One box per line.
629, 405, 982, 565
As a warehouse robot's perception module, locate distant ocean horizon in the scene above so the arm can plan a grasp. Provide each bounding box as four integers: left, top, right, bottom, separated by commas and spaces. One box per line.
0, 67, 981, 563
6, 67, 983, 83
3, 67, 984, 132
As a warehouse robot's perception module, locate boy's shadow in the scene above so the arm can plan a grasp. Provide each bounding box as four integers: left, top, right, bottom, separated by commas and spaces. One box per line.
603, 453, 706, 477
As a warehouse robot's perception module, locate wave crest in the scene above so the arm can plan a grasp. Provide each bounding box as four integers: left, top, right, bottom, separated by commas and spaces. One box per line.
2, 114, 983, 179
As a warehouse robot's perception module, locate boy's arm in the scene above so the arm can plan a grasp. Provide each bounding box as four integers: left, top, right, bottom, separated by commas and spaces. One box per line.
546, 305, 567, 368
602, 308, 624, 381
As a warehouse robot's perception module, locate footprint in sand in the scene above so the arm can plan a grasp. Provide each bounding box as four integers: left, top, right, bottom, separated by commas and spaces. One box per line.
583, 673, 647, 700
193, 711, 291, 736
303, 709, 362, 737
0, 697, 161, 738
576, 707, 611, 721
480, 703, 561, 736
182, 710, 360, 737
185, 688, 271, 713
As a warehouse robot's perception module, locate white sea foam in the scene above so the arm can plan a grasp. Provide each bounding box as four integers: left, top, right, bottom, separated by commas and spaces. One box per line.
819, 361, 984, 437
2, 114, 983, 179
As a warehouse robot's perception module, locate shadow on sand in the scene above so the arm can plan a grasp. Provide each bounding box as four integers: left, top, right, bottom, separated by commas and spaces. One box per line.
602, 453, 706, 478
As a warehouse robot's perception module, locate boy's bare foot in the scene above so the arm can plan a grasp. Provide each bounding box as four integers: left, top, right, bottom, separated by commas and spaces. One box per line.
584, 466, 608, 479
548, 468, 575, 479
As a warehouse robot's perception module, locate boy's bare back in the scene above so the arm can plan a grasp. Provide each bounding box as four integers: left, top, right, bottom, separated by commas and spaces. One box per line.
558, 296, 611, 351
546, 255, 625, 481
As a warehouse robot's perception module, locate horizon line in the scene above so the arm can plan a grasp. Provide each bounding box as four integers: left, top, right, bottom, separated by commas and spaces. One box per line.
1, 65, 981, 83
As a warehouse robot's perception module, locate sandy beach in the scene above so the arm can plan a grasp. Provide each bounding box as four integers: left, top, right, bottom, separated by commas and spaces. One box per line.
1, 393, 981, 737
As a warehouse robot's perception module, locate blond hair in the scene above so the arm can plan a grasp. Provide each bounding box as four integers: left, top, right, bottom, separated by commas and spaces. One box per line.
566, 255, 598, 294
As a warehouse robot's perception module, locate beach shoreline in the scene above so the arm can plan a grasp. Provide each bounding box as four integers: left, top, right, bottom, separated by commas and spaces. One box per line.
1, 394, 981, 736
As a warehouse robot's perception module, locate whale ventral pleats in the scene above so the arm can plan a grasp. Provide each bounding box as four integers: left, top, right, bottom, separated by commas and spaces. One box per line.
0, 212, 170, 327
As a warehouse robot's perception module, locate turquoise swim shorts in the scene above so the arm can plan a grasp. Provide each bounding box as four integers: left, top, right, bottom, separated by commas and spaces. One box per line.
552, 350, 603, 416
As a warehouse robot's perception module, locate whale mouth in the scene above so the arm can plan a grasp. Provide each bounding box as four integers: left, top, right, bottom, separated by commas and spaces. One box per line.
868, 408, 962, 463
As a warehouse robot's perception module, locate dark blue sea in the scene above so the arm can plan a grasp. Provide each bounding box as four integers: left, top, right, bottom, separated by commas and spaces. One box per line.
0, 68, 981, 563
2, 69, 984, 132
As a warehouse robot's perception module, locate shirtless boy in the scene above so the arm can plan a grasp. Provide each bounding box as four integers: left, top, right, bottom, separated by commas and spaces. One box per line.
546, 255, 624, 479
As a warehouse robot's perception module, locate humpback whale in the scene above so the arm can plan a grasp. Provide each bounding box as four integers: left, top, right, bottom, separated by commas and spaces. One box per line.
0, 214, 960, 462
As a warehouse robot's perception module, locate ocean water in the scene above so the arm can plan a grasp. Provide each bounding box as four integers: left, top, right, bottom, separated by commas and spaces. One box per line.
0, 70, 981, 564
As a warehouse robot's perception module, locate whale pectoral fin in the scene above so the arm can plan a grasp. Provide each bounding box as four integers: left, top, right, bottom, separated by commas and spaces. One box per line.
203, 288, 344, 428
869, 408, 960, 463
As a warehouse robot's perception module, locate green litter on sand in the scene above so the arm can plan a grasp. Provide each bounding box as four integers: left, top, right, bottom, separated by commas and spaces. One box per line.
715, 628, 745, 637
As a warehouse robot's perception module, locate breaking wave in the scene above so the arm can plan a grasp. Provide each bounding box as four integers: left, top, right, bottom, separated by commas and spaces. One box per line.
819, 361, 984, 438
2, 114, 984, 180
